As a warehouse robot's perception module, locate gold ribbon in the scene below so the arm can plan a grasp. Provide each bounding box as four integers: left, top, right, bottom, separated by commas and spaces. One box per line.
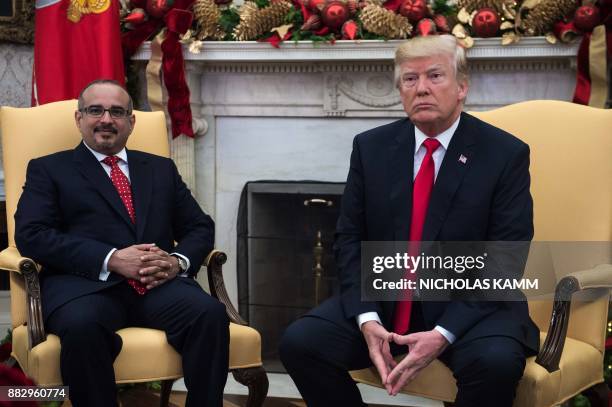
588, 25, 608, 109
146, 30, 166, 113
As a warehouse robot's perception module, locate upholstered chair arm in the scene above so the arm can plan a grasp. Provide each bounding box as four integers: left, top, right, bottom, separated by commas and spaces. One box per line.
0, 246, 39, 274
205, 250, 246, 325
536, 264, 612, 373
0, 247, 46, 349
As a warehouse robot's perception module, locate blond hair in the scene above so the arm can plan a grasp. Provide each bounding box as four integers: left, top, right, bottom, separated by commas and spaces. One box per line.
394, 35, 468, 88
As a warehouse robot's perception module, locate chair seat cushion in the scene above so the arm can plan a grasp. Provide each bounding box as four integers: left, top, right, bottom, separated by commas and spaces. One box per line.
12, 322, 262, 386
351, 333, 603, 407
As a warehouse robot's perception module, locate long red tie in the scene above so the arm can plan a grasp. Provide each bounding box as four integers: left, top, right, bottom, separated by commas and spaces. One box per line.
102, 156, 147, 295
392, 138, 440, 334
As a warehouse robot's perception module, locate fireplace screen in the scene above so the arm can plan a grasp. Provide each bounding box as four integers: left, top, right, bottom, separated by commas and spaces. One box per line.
237, 181, 344, 372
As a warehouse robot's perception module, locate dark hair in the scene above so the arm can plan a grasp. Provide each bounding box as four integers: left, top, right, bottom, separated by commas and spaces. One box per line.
77, 79, 133, 112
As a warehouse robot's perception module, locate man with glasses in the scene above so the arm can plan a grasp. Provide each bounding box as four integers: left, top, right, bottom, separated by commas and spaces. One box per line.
15, 79, 229, 407
280, 35, 539, 406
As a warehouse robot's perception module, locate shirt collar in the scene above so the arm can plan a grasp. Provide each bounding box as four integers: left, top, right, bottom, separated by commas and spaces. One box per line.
83, 141, 128, 164
414, 115, 461, 154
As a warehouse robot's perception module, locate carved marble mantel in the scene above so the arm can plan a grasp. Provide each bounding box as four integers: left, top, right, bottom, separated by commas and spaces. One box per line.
133, 38, 579, 304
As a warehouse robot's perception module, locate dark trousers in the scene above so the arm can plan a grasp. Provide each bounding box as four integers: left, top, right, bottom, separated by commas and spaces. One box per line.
45, 277, 230, 407
279, 297, 527, 407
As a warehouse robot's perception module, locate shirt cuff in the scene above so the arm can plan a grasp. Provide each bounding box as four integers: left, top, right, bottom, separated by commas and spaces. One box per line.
434, 325, 456, 344
170, 252, 191, 277
356, 312, 382, 330
99, 248, 117, 281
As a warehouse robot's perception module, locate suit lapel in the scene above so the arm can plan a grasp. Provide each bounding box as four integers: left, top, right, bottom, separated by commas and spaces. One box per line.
127, 150, 153, 242
422, 112, 476, 241
389, 119, 415, 241
73, 142, 136, 232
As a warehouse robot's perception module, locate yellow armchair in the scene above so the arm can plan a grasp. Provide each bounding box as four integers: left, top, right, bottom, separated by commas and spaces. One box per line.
0, 100, 268, 406
351, 100, 612, 407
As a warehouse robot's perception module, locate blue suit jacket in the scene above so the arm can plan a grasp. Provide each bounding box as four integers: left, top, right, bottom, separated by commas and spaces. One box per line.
324, 112, 540, 352
15, 142, 215, 321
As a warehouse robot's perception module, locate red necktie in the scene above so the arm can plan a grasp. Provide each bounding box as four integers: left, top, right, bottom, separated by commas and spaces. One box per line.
102, 156, 147, 295
392, 138, 440, 334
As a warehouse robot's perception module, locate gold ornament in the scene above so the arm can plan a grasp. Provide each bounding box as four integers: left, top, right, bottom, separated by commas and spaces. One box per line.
233, 1, 293, 41
67, 0, 110, 23
518, 0, 577, 36
360, 4, 412, 38
194, 0, 225, 40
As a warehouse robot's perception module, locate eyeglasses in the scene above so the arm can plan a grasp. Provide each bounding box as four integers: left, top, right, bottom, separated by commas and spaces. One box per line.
400, 71, 448, 89
80, 105, 131, 119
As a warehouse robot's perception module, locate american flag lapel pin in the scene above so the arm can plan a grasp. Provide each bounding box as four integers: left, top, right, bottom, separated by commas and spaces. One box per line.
458, 154, 468, 164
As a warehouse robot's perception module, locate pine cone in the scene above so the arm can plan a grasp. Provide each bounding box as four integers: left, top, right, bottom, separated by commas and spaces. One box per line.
519, 0, 577, 36
234, 1, 293, 40
360, 4, 412, 38
301, 14, 322, 30
360, 0, 384, 7
193, 0, 225, 40
457, 0, 508, 13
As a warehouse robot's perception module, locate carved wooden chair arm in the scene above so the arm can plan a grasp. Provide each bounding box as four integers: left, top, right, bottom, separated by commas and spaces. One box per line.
536, 264, 612, 372
0, 247, 46, 350
205, 250, 246, 325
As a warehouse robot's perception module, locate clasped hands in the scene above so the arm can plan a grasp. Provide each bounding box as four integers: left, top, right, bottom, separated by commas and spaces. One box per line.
361, 321, 449, 396
107, 243, 180, 290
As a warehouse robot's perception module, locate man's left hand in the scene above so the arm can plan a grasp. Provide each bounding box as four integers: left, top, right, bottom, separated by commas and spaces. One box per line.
385, 330, 449, 395
138, 246, 180, 289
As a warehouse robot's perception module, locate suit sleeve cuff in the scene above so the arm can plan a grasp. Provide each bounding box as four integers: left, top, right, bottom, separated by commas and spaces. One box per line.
356, 312, 382, 330
171, 252, 191, 277
434, 325, 456, 344
99, 248, 117, 281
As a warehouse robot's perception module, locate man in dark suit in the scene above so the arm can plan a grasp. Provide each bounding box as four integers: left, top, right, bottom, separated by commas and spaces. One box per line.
280, 35, 540, 406
15, 79, 229, 407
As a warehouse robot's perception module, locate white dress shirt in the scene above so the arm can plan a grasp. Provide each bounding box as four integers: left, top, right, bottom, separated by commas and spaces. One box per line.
82, 142, 191, 281
356, 116, 462, 344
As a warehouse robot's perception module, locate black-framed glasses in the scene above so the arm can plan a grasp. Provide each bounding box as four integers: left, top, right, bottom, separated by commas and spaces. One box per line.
80, 105, 131, 119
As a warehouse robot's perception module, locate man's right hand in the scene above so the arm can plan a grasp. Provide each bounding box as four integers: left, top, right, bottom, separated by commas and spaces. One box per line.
107, 243, 158, 280
361, 321, 396, 394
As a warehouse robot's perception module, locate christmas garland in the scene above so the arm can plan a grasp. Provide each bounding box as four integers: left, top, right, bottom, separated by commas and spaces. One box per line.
120, 0, 609, 48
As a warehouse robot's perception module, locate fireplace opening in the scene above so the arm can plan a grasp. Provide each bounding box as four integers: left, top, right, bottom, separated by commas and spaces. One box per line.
237, 181, 344, 372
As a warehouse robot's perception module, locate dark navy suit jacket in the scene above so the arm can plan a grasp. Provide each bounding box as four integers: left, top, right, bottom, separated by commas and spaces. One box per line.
15, 142, 215, 321
321, 112, 540, 352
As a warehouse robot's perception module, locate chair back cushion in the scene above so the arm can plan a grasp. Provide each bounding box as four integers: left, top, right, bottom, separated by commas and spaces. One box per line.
470, 100, 612, 352
0, 99, 169, 327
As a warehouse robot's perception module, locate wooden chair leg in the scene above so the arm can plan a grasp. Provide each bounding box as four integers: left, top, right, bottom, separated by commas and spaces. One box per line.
232, 366, 269, 407
160, 379, 175, 407
582, 382, 609, 407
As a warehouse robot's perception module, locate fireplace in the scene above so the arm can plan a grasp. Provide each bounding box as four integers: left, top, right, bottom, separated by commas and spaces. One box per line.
237, 181, 345, 372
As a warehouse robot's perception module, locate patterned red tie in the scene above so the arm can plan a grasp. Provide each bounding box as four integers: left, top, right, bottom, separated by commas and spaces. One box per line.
101, 156, 147, 295
392, 138, 441, 334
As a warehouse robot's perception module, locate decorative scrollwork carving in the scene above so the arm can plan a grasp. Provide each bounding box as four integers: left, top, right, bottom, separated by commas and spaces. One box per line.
19, 259, 45, 349
232, 366, 269, 407
535, 276, 579, 372
206, 251, 245, 325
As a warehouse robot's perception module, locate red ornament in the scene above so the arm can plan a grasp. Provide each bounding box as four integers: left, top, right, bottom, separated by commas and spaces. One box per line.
146, 0, 174, 18
124, 8, 147, 24
399, 0, 427, 23
416, 18, 437, 36
342, 19, 358, 39
472, 8, 500, 38
321, 1, 350, 30
433, 14, 450, 33
574, 5, 601, 32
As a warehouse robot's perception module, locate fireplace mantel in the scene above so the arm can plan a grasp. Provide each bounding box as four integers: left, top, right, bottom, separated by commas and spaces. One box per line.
132, 38, 580, 306
134, 37, 578, 62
